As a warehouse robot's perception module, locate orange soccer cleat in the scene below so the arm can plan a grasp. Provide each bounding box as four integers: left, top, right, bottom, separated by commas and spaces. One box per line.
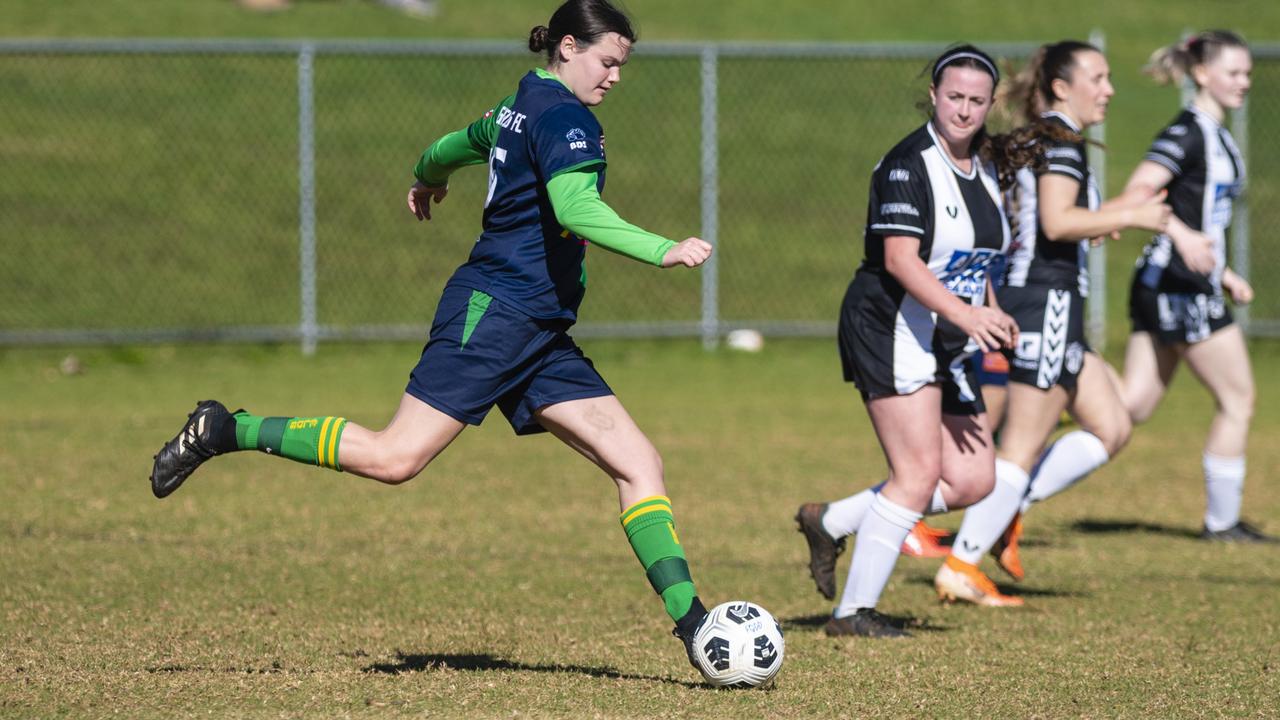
991, 512, 1025, 581
901, 520, 952, 558
934, 556, 1024, 607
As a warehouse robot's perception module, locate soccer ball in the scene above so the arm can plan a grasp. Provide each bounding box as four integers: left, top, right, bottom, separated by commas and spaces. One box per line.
691, 600, 785, 688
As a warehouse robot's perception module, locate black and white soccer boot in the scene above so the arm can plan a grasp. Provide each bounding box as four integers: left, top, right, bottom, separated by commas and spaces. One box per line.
823, 608, 911, 639
149, 400, 237, 499
1200, 521, 1279, 544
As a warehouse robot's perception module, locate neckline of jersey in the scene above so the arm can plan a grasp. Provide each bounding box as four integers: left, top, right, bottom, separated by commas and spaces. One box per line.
533, 67, 572, 93
1186, 103, 1225, 129
925, 121, 978, 180
1040, 110, 1082, 133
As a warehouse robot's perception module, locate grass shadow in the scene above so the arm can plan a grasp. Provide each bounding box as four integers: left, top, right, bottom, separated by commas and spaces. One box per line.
362, 652, 706, 689
781, 612, 950, 634
1071, 519, 1200, 539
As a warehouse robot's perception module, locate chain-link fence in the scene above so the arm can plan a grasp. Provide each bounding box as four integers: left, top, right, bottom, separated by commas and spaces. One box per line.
1236, 44, 1280, 335
0, 39, 1073, 351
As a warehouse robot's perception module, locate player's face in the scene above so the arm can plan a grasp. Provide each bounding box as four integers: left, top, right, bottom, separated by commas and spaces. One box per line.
929, 66, 995, 153
558, 32, 631, 106
1197, 46, 1252, 111
1059, 50, 1113, 128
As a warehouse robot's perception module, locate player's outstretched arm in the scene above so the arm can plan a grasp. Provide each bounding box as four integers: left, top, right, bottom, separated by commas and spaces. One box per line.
547, 170, 711, 268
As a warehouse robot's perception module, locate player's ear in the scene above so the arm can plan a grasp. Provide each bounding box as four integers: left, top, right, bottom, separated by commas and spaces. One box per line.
558, 35, 577, 65
928, 84, 938, 108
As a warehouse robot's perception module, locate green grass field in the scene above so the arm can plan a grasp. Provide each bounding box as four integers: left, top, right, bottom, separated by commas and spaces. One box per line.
3, 339, 1279, 717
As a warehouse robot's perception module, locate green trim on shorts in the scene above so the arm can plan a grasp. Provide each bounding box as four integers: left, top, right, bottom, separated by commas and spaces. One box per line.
461, 290, 493, 349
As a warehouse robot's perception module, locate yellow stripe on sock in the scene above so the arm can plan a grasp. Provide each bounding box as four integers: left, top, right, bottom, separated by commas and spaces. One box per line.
327, 418, 345, 470
317, 416, 334, 468
621, 495, 673, 526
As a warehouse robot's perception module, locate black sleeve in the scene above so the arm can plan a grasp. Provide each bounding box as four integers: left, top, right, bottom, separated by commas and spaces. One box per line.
1144, 121, 1203, 178
866, 156, 930, 240
1040, 138, 1088, 184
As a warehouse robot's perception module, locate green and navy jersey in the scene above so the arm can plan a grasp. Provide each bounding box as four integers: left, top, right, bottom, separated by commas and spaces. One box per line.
447, 70, 607, 322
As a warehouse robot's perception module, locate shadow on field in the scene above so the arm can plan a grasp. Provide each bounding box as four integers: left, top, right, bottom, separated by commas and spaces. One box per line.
363, 652, 705, 688
1071, 519, 1200, 538
781, 612, 949, 634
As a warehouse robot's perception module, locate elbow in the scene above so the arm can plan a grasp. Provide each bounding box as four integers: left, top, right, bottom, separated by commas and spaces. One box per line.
1039, 219, 1073, 242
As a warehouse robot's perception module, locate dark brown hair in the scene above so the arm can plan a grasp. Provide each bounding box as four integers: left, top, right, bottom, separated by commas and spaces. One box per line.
528, 0, 636, 66
1146, 30, 1249, 86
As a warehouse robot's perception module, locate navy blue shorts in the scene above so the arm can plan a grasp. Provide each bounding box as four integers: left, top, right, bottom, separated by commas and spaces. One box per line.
405, 284, 613, 435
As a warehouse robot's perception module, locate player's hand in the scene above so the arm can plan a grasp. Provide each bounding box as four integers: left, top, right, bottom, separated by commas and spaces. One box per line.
1131, 191, 1171, 233
1174, 230, 1216, 275
956, 305, 1019, 353
408, 181, 448, 221
1223, 270, 1254, 305
661, 237, 713, 268
1089, 230, 1122, 247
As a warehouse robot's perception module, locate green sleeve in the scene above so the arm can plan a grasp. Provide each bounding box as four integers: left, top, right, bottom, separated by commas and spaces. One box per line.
413, 93, 516, 186
547, 171, 677, 267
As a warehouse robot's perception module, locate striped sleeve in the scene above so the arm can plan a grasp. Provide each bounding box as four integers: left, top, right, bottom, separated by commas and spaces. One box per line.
1144, 121, 1202, 178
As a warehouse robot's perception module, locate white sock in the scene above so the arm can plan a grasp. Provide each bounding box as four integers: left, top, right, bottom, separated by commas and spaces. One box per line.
821, 482, 885, 539
1020, 431, 1111, 513
951, 460, 1031, 565
929, 485, 949, 515
1203, 453, 1245, 532
834, 493, 921, 616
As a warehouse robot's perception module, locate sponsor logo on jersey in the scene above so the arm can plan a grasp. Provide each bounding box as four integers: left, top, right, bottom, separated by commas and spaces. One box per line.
888, 168, 910, 182
1151, 139, 1185, 159
565, 128, 587, 142
1045, 146, 1083, 162
495, 106, 527, 134
941, 248, 1003, 299
880, 202, 919, 217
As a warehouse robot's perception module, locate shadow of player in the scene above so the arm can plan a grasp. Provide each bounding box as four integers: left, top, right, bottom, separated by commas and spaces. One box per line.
361, 652, 706, 688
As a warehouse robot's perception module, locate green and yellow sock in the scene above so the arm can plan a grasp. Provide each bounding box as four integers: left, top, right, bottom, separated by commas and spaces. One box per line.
231, 412, 347, 470
621, 495, 706, 630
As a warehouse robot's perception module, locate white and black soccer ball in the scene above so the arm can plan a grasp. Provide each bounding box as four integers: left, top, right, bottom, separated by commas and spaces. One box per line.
691, 600, 785, 688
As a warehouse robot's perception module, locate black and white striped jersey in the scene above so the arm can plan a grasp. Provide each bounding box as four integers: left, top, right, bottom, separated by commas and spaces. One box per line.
1004, 112, 1100, 294
1135, 106, 1244, 295
855, 121, 1011, 356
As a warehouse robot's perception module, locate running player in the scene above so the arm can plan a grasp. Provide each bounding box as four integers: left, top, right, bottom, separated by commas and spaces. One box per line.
938, 41, 1171, 605
1119, 31, 1273, 542
795, 45, 1019, 637
149, 0, 718, 670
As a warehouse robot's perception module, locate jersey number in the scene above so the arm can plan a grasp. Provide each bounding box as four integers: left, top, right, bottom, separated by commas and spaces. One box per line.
485, 146, 508, 209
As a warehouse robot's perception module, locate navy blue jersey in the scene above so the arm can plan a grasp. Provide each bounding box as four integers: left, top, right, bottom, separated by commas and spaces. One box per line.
447, 70, 607, 321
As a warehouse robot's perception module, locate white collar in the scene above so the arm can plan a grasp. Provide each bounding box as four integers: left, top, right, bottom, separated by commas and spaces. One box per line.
1040, 110, 1082, 133
926, 121, 978, 180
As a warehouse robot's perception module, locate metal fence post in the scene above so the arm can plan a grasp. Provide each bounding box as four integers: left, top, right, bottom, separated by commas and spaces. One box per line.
700, 45, 719, 350
1087, 29, 1107, 351
298, 44, 319, 355
1231, 95, 1250, 332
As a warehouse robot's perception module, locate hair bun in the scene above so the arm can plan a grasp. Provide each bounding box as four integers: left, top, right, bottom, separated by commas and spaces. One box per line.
528, 25, 551, 53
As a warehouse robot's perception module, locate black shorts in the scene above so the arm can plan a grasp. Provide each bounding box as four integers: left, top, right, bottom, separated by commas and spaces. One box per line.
838, 277, 985, 416
1129, 277, 1233, 345
999, 284, 1088, 391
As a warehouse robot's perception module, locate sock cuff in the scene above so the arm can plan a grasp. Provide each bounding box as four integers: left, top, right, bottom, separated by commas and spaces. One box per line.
871, 492, 922, 530
995, 458, 1032, 493
316, 417, 346, 470
621, 496, 674, 534
1069, 430, 1110, 465
1203, 452, 1245, 477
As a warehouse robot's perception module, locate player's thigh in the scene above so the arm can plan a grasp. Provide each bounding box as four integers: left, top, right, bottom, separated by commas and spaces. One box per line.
865, 385, 944, 484
998, 381, 1070, 470
535, 394, 663, 483
1121, 331, 1179, 423
940, 410, 997, 504
1182, 324, 1255, 413
1067, 353, 1131, 453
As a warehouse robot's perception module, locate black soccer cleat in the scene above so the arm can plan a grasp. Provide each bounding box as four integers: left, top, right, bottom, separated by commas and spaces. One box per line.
672, 598, 710, 673
795, 503, 846, 600
823, 608, 910, 639
1200, 521, 1279, 544
150, 400, 236, 499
